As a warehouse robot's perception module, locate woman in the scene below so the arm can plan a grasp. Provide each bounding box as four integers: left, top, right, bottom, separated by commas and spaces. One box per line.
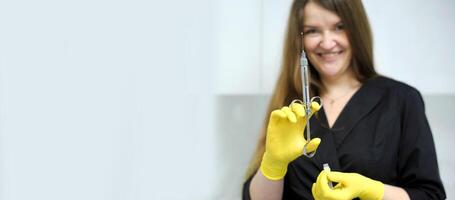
243, 0, 446, 199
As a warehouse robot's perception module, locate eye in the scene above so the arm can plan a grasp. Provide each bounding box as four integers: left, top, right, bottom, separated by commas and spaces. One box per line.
303, 28, 317, 35
335, 23, 345, 31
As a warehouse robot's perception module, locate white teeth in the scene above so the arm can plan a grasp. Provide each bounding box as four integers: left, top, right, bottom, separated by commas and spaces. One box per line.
321, 51, 341, 55
317, 51, 342, 57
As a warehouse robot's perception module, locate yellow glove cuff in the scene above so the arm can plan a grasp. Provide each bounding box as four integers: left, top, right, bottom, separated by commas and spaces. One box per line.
259, 152, 288, 180
360, 179, 384, 200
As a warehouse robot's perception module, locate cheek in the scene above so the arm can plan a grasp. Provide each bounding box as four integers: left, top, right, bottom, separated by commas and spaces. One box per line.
339, 34, 350, 48
303, 38, 319, 51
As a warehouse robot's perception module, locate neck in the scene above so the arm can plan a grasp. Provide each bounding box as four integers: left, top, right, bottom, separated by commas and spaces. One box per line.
320, 69, 361, 97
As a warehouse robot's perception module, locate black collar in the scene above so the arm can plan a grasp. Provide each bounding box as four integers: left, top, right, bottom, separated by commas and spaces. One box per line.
318, 76, 386, 148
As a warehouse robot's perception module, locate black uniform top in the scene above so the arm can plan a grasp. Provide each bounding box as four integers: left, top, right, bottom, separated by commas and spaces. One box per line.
243, 76, 446, 200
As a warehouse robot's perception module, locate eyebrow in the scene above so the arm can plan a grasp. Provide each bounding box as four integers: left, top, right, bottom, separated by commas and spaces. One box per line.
303, 21, 343, 28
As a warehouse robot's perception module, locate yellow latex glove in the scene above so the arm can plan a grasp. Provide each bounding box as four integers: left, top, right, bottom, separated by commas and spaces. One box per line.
260, 101, 321, 180
312, 170, 384, 200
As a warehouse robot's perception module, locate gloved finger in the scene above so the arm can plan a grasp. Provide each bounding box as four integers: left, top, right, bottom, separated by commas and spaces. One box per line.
300, 101, 322, 122
305, 138, 321, 153
281, 106, 297, 123
326, 171, 350, 185
317, 170, 333, 195
315, 170, 327, 191
312, 184, 320, 200
290, 102, 305, 118
314, 170, 322, 190
333, 182, 343, 189
270, 109, 286, 124
309, 101, 321, 117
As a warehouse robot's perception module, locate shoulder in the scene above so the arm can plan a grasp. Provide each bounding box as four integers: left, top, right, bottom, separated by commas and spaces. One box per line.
365, 75, 425, 108
366, 76, 417, 93
366, 76, 422, 97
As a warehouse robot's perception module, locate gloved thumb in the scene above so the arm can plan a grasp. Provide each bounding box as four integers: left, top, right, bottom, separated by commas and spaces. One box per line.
305, 138, 321, 153
326, 171, 350, 183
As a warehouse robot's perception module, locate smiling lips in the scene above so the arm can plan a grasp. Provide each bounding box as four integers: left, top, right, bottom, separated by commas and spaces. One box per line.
317, 51, 344, 62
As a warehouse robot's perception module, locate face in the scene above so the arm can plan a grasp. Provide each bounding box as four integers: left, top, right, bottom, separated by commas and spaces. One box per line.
302, 2, 352, 81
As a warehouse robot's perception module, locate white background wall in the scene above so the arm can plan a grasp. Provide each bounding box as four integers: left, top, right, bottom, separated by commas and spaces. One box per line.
0, 0, 453, 200
0, 0, 218, 199
365, 0, 455, 95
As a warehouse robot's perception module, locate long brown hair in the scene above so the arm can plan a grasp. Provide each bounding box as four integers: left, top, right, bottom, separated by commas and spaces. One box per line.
245, 0, 377, 179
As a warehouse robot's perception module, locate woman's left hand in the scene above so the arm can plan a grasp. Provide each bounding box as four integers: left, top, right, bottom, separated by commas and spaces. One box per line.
312, 170, 384, 200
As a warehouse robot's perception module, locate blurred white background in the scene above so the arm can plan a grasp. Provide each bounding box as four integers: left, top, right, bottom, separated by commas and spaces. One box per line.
0, 0, 453, 199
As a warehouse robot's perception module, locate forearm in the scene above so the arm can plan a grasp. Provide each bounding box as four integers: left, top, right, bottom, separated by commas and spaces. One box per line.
249, 170, 284, 200
382, 184, 410, 200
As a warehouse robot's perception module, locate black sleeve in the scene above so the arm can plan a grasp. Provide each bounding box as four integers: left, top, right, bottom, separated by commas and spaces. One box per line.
397, 89, 446, 199
242, 175, 253, 200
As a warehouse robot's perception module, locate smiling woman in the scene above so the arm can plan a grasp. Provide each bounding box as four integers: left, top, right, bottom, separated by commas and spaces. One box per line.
243, 0, 446, 199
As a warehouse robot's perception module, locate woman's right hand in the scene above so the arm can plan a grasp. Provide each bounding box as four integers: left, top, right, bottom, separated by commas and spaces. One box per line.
260, 101, 321, 180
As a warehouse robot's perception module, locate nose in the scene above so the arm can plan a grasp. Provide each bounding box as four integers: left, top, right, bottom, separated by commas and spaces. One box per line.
319, 32, 336, 49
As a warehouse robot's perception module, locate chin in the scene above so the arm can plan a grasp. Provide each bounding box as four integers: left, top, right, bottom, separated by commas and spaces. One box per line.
317, 64, 345, 78
321, 72, 342, 79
